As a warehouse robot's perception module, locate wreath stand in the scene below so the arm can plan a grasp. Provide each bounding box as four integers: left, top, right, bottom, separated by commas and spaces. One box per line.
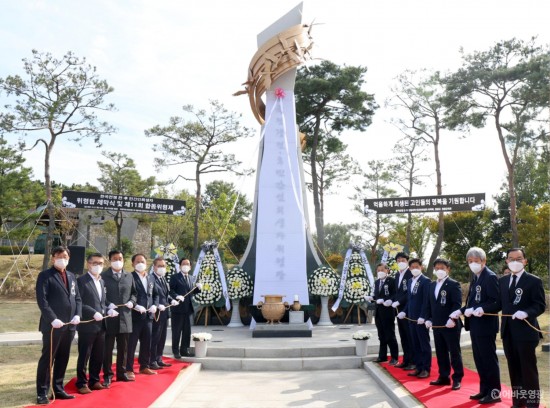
195, 305, 223, 327
343, 303, 368, 326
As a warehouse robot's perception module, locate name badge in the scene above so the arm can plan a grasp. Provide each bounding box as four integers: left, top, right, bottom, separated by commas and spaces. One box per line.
474, 285, 481, 303
513, 288, 523, 305
402, 280, 407, 291
412, 281, 419, 295
384, 284, 389, 296
440, 290, 447, 305
71, 281, 76, 296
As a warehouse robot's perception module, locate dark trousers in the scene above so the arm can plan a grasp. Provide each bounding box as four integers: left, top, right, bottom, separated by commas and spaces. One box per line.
150, 316, 168, 364
433, 328, 463, 382
171, 313, 191, 355
471, 333, 501, 396
396, 317, 412, 365
408, 321, 431, 372
76, 330, 105, 389
126, 319, 152, 371
503, 333, 540, 407
375, 307, 398, 360
36, 328, 75, 396
103, 332, 129, 380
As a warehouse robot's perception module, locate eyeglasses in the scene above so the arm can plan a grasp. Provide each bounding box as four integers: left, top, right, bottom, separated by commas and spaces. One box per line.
507, 258, 524, 262
89, 262, 104, 266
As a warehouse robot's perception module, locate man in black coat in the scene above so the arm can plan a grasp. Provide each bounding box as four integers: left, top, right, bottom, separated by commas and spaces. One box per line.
391, 252, 414, 369
425, 258, 464, 390
101, 250, 137, 386
170, 258, 201, 358
75, 253, 118, 394
450, 246, 501, 404
366, 263, 398, 364
126, 253, 159, 375
35, 246, 82, 405
397, 258, 431, 379
149, 257, 178, 369
498, 248, 546, 408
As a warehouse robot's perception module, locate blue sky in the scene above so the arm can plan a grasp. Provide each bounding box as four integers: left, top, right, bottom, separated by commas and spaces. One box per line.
1, 0, 549, 226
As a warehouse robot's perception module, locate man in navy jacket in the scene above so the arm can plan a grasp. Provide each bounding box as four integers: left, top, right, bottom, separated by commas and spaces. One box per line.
397, 258, 431, 378
35, 246, 82, 405
450, 246, 501, 404
498, 248, 545, 408
391, 252, 414, 369
425, 258, 464, 390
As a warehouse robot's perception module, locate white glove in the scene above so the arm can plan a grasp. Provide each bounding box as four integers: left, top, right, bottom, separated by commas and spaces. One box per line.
70, 315, 80, 325
383, 300, 393, 307
148, 305, 157, 314
512, 311, 528, 320
176, 295, 185, 302
365, 295, 373, 302
464, 307, 474, 317
51, 319, 64, 329
376, 299, 384, 304
445, 318, 456, 328
397, 312, 406, 319
108, 303, 117, 310
450, 309, 462, 319
417, 318, 425, 325
195, 283, 202, 290
392, 301, 400, 309
125, 301, 134, 309
158, 304, 166, 312
473, 307, 484, 317
425, 320, 433, 329
93, 312, 103, 321
134, 305, 146, 314
107, 309, 119, 317
170, 299, 179, 306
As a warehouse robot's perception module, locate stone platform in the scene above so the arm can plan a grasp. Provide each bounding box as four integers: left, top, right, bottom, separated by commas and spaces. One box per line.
252, 322, 312, 338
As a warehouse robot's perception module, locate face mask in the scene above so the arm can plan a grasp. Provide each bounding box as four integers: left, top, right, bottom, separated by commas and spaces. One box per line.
434, 269, 447, 280
377, 271, 387, 280
397, 262, 408, 271
508, 261, 524, 273
469, 262, 482, 274
410, 268, 421, 277
54, 258, 69, 269
111, 260, 123, 271
135, 263, 147, 273
181, 265, 191, 273
156, 267, 166, 276
90, 265, 103, 275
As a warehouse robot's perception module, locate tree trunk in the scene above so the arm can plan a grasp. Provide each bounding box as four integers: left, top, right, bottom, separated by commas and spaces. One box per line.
42, 142, 54, 271
310, 119, 324, 254
427, 125, 443, 275
115, 209, 123, 249
192, 167, 201, 261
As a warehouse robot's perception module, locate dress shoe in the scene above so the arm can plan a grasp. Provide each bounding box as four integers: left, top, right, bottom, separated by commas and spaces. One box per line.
158, 361, 172, 367
451, 381, 461, 390
54, 391, 75, 400
394, 362, 408, 368
37, 395, 50, 405
90, 382, 106, 390
126, 371, 136, 380
407, 370, 420, 376
373, 358, 386, 363
479, 395, 501, 404
388, 359, 399, 365
417, 370, 430, 378
469, 392, 485, 400
102, 380, 111, 389
77, 386, 92, 394
116, 373, 134, 382
139, 367, 157, 375
430, 378, 451, 386
150, 362, 163, 370
403, 364, 417, 371
173, 353, 182, 359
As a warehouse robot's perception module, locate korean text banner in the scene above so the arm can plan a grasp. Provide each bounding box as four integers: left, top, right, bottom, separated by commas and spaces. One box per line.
364, 193, 486, 214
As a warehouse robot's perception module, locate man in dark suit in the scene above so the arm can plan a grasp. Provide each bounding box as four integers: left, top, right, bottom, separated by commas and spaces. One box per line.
75, 253, 118, 394
102, 250, 137, 387
397, 258, 431, 378
450, 246, 501, 404
391, 252, 414, 369
366, 263, 398, 365
126, 253, 159, 375
498, 248, 546, 408
425, 258, 464, 390
35, 246, 82, 405
149, 257, 179, 369
170, 258, 201, 358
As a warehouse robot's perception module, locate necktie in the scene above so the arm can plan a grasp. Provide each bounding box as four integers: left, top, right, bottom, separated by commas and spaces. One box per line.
59, 271, 68, 288
162, 277, 169, 292
114, 272, 121, 281
185, 274, 190, 287
509, 274, 517, 300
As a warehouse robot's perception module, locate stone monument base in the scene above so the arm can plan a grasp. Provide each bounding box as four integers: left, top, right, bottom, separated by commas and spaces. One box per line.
252, 322, 312, 338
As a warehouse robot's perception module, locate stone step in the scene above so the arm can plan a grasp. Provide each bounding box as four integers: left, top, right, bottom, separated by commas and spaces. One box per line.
180, 355, 367, 371
201, 345, 362, 358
